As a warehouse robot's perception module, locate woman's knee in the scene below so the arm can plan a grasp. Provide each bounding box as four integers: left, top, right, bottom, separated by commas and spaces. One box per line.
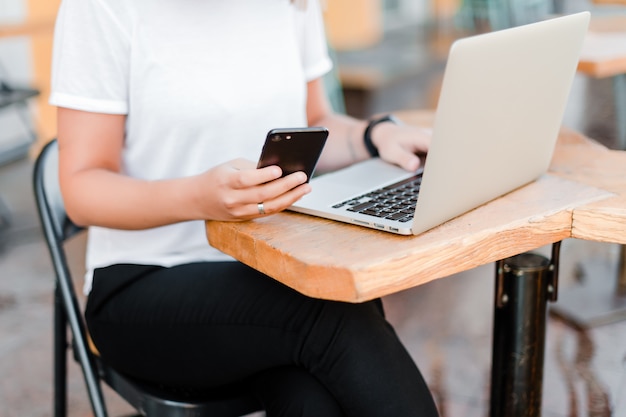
249, 366, 345, 417
315, 298, 390, 339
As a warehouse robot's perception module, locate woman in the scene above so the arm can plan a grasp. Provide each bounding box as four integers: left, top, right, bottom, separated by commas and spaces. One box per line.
50, 0, 438, 415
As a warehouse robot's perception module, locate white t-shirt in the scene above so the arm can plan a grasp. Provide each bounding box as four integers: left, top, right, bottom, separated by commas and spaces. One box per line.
49, 0, 333, 293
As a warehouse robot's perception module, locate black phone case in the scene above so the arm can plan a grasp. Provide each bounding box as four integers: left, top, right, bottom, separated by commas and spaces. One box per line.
257, 127, 329, 181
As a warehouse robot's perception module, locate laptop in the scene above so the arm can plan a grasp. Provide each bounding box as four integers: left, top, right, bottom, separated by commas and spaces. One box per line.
289, 12, 590, 236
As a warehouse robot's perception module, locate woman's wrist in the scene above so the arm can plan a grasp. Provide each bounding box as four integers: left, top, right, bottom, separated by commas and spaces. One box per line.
363, 114, 399, 157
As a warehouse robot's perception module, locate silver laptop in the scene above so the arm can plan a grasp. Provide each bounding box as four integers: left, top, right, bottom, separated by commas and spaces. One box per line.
289, 12, 590, 235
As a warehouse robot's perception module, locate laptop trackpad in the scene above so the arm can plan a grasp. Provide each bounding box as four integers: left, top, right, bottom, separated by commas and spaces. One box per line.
297, 159, 412, 207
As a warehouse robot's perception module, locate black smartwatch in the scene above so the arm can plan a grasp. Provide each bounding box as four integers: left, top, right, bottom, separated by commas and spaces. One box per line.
363, 114, 398, 157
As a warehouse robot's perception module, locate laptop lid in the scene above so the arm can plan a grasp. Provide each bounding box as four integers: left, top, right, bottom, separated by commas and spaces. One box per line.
289, 12, 590, 235
411, 11, 590, 234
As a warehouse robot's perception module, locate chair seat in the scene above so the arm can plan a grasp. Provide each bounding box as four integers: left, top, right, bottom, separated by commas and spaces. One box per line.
98, 361, 261, 417
87, 331, 262, 416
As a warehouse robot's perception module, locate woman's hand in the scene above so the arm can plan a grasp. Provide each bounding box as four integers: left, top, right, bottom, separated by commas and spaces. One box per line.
57, 108, 311, 229
194, 159, 311, 221
371, 122, 432, 172
305, 77, 432, 174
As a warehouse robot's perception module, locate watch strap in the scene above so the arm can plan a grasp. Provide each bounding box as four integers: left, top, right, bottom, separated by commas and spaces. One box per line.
363, 114, 398, 157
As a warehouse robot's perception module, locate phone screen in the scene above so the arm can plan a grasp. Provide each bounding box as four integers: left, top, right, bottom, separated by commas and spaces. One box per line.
257, 127, 329, 181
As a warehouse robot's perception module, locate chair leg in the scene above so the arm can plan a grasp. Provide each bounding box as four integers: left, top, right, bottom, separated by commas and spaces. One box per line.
54, 286, 68, 417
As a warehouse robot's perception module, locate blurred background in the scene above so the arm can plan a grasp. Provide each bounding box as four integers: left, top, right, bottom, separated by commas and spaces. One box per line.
1, 0, 626, 416
0, 0, 623, 161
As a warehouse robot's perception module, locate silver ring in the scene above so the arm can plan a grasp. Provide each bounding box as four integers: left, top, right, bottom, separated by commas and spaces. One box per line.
257, 202, 265, 215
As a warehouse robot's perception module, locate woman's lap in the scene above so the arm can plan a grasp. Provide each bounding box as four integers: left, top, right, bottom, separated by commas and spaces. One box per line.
85, 261, 438, 417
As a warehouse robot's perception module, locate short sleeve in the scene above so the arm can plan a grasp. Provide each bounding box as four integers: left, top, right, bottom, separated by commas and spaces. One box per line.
49, 0, 131, 114
294, 0, 333, 82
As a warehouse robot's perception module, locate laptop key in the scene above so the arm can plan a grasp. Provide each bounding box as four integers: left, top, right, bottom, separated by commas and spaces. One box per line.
334, 171, 423, 220
347, 201, 377, 212
361, 209, 386, 217
387, 212, 410, 220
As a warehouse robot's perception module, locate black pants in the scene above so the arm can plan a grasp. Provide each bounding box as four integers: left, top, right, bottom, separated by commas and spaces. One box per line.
85, 261, 439, 417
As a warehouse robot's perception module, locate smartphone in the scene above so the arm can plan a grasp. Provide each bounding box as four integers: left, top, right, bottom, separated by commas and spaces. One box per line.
257, 127, 329, 182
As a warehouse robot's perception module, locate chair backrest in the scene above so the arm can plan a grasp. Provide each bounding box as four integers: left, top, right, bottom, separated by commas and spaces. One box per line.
33, 139, 262, 417
33, 139, 107, 416
34, 140, 82, 243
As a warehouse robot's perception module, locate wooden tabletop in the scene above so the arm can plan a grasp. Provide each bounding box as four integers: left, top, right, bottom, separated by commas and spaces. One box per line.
548, 130, 626, 244
206, 111, 616, 303
592, 0, 626, 5
578, 15, 626, 78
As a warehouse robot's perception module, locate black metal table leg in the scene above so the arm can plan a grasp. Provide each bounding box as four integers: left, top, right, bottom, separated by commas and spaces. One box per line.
490, 242, 561, 417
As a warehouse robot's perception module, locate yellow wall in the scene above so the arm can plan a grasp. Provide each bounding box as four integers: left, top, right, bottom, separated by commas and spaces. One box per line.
27, 0, 61, 155
323, 0, 383, 51
0, 0, 61, 155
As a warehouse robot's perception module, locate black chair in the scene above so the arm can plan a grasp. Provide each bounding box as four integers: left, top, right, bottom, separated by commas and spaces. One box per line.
33, 139, 263, 417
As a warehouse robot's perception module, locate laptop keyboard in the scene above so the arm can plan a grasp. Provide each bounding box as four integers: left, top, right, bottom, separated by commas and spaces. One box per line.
331, 172, 423, 223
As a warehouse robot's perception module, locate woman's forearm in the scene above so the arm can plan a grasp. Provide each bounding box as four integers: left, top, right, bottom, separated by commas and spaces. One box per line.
61, 155, 310, 230
311, 112, 369, 173
62, 167, 204, 230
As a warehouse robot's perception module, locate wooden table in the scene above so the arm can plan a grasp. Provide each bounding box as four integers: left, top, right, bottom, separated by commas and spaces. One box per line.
206, 111, 623, 416
207, 112, 607, 300
546, 122, 626, 327
548, 14, 626, 327
592, 0, 626, 5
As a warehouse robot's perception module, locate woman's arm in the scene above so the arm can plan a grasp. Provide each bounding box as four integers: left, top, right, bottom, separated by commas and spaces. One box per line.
57, 108, 310, 229
306, 78, 431, 174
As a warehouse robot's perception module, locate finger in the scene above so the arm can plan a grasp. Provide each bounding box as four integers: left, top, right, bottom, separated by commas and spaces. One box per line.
397, 153, 422, 172
399, 130, 431, 156
230, 164, 283, 189
251, 183, 312, 217
380, 144, 422, 172
251, 171, 308, 203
